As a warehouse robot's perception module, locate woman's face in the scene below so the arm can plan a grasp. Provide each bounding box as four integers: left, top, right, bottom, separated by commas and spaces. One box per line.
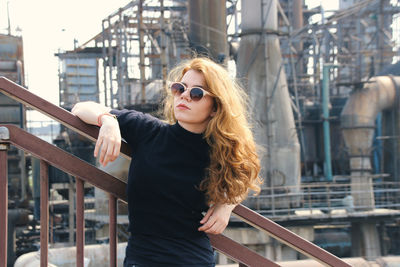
173, 69, 216, 133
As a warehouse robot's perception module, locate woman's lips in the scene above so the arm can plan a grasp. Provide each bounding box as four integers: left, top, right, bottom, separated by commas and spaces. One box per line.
177, 103, 190, 110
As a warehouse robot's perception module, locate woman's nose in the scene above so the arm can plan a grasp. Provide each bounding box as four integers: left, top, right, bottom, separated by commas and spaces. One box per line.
180, 88, 191, 101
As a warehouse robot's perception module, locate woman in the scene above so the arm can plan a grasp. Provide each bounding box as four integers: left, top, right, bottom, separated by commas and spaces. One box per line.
72, 57, 262, 266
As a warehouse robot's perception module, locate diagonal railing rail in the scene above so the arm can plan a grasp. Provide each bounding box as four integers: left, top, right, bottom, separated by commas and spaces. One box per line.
0, 77, 351, 267
0, 124, 278, 267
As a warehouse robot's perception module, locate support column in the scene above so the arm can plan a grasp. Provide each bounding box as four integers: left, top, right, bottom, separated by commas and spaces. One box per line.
351, 222, 381, 260
0, 126, 10, 267
0, 148, 8, 267
40, 160, 49, 267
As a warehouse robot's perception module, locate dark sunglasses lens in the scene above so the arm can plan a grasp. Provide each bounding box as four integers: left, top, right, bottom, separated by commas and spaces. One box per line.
171, 83, 185, 95
190, 87, 204, 101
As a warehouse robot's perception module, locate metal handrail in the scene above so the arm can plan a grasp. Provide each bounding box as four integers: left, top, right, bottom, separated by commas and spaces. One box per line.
0, 77, 351, 266
0, 124, 277, 267
0, 77, 132, 157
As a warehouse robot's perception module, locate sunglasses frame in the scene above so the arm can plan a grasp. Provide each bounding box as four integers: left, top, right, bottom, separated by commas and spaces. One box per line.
169, 81, 213, 101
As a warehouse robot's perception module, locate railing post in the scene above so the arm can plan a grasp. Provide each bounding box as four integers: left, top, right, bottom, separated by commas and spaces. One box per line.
109, 194, 117, 267
0, 147, 9, 267
76, 178, 85, 267
0, 126, 9, 267
40, 160, 49, 267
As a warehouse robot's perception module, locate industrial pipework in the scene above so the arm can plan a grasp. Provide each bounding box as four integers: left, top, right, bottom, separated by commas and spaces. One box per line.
236, 0, 301, 209
341, 75, 400, 210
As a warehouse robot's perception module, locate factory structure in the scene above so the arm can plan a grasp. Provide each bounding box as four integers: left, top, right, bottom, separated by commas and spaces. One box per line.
2, 0, 400, 266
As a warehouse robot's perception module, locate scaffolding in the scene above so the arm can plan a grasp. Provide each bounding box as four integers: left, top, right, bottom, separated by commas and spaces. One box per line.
279, 0, 400, 101
56, 1, 189, 111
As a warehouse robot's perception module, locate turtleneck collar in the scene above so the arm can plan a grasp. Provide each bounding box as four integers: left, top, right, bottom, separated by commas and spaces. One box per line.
170, 121, 208, 145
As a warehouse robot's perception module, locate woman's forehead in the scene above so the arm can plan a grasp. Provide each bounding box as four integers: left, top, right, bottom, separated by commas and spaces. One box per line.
181, 69, 205, 85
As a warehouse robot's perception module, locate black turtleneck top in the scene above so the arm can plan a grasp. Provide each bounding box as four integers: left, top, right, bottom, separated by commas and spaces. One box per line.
110, 109, 214, 266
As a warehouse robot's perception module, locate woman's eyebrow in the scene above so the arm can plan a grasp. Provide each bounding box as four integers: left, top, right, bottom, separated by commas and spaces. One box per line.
181, 81, 204, 88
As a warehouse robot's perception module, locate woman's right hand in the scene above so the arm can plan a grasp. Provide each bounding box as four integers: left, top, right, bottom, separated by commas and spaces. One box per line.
94, 116, 121, 167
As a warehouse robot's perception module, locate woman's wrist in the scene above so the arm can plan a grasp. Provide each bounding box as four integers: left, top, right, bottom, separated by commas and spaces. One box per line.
98, 113, 117, 127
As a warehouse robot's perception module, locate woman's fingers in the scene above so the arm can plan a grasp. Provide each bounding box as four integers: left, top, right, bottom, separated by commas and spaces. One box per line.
99, 141, 108, 165
94, 119, 121, 167
106, 138, 119, 165
200, 206, 214, 224
94, 137, 103, 158
112, 140, 121, 159
198, 217, 217, 232
199, 203, 233, 234
200, 218, 225, 234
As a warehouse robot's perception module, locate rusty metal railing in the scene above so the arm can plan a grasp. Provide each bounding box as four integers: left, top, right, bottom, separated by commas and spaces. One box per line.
0, 124, 280, 267
0, 77, 351, 267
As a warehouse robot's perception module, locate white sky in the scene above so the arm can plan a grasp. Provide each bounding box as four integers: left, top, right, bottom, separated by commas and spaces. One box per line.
1, 0, 129, 104
0, 0, 337, 122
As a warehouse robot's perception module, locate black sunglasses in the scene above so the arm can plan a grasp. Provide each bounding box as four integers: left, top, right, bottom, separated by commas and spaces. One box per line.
170, 82, 212, 101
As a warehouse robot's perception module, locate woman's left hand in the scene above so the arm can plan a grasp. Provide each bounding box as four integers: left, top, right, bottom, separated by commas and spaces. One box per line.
198, 203, 236, 234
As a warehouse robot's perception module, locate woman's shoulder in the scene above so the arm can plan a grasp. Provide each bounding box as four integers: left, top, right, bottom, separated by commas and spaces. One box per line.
110, 109, 168, 144
111, 109, 165, 126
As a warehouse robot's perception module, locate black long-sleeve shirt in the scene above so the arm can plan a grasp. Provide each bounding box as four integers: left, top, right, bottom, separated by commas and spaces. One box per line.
110, 109, 215, 266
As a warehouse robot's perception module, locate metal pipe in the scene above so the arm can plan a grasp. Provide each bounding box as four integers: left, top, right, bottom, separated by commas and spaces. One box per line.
117, 10, 124, 107
102, 20, 108, 106
322, 65, 334, 181
107, 17, 115, 108
292, 0, 303, 54
188, 0, 228, 61
341, 76, 400, 210
138, 0, 146, 105
237, 0, 301, 209
76, 178, 85, 267
160, 0, 167, 88
109, 194, 117, 267
0, 147, 8, 267
40, 160, 49, 267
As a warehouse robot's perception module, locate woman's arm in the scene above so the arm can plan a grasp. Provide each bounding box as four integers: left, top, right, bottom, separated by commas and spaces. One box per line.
71, 101, 111, 125
198, 203, 237, 235
71, 101, 121, 166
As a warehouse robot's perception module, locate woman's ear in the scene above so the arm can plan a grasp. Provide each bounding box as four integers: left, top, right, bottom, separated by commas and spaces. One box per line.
210, 100, 218, 117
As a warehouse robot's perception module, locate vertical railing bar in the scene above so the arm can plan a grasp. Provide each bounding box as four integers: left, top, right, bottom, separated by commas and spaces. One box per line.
50, 213, 54, 245
76, 178, 85, 267
109, 194, 117, 267
0, 149, 8, 267
40, 160, 49, 267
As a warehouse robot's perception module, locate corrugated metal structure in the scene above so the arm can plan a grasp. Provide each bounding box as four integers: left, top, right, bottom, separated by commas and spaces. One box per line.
57, 51, 100, 109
